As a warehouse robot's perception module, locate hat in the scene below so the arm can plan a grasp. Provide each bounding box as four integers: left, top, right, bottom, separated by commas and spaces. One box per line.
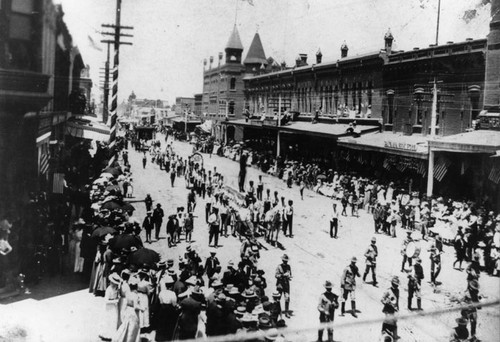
185, 276, 197, 286
351, 256, 357, 263
228, 260, 235, 268
469, 280, 480, 290
163, 275, 174, 285
258, 316, 272, 329
391, 276, 400, 285
186, 245, 192, 252
167, 259, 175, 267
158, 260, 167, 268
234, 306, 246, 316
272, 291, 281, 298
416, 257, 422, 263
210, 248, 217, 255
211, 279, 223, 288
240, 313, 258, 323
371, 237, 377, 243
229, 287, 240, 296
109, 273, 122, 285
251, 245, 259, 252
224, 284, 234, 292
406, 231, 412, 236
216, 293, 227, 302
167, 269, 176, 276
252, 304, 265, 316
147, 211, 152, 215
324, 280, 333, 288
455, 317, 468, 326
156, 203, 161, 207
264, 328, 279, 341
281, 254, 289, 261
242, 289, 257, 298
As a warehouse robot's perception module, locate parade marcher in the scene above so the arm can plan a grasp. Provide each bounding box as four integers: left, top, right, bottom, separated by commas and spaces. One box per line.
184, 213, 194, 243
283, 200, 294, 238
466, 252, 481, 289
145, 194, 153, 212
317, 280, 339, 342
275, 254, 292, 317
362, 237, 378, 287
429, 244, 442, 285
406, 265, 422, 311
166, 215, 178, 247
257, 175, 264, 201
142, 152, 147, 169
453, 228, 466, 270
381, 276, 400, 341
463, 279, 481, 341
340, 257, 360, 318
208, 207, 220, 248
142, 211, 154, 244
330, 203, 339, 239
401, 231, 413, 272
170, 168, 176, 187
449, 317, 469, 342
187, 189, 197, 214
153, 203, 164, 241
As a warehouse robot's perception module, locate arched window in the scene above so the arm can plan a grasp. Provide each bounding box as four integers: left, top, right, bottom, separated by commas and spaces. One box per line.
230, 77, 236, 90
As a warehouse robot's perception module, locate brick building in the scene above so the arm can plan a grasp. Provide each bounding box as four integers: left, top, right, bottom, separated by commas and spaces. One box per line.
0, 1, 89, 217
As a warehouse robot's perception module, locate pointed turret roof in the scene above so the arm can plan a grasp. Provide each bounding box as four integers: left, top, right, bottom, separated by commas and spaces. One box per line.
244, 33, 267, 65
226, 25, 244, 50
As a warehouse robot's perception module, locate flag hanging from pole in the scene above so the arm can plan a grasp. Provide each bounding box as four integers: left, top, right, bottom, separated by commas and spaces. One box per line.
488, 164, 500, 184
434, 156, 451, 182
39, 144, 50, 175
52, 173, 65, 194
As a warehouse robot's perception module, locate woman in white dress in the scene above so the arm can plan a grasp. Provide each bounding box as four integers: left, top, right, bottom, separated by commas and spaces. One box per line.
73, 225, 84, 273
112, 277, 142, 342
99, 273, 122, 341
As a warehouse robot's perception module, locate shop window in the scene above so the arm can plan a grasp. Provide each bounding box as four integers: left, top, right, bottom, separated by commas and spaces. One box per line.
228, 100, 235, 115
230, 77, 236, 90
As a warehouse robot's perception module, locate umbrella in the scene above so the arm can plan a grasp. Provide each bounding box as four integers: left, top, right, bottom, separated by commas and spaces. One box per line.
317, 174, 327, 180
100, 172, 114, 179
109, 234, 143, 252
91, 226, 117, 239
93, 178, 107, 185
128, 248, 160, 268
103, 167, 122, 177
101, 200, 135, 212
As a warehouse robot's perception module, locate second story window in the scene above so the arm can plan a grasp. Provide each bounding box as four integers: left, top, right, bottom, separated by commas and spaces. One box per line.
230, 77, 236, 90
1, 0, 36, 70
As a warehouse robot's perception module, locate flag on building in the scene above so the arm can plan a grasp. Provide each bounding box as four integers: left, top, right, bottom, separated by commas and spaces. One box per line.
434, 156, 451, 182
52, 173, 65, 194
39, 144, 50, 175
488, 164, 500, 184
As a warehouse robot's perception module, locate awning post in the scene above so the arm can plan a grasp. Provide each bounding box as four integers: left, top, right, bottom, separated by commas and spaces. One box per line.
426, 147, 434, 197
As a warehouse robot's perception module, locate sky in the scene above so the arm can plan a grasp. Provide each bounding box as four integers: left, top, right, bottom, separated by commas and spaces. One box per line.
56, 0, 491, 105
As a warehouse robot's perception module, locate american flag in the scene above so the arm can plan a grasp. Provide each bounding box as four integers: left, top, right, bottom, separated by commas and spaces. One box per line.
417, 161, 427, 176
383, 157, 392, 170
488, 164, 500, 184
39, 144, 50, 175
434, 156, 451, 182
396, 162, 408, 173
52, 173, 65, 194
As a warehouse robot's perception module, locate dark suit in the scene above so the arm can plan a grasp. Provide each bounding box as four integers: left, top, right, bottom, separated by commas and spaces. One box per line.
153, 207, 164, 240
178, 296, 202, 340
143, 215, 154, 242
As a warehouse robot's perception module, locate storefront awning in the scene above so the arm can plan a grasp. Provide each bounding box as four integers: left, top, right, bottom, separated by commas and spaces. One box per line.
196, 120, 213, 134
428, 130, 500, 154
65, 119, 110, 142
338, 132, 429, 159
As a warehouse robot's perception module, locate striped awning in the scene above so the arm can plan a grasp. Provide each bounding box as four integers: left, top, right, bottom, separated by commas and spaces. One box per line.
65, 120, 110, 142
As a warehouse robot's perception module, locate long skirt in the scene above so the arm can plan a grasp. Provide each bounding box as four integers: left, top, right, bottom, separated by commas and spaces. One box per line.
112, 307, 140, 342
100, 301, 120, 339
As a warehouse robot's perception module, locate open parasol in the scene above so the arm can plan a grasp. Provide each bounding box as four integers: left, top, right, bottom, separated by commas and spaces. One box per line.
91, 226, 117, 239
128, 248, 160, 268
109, 234, 143, 252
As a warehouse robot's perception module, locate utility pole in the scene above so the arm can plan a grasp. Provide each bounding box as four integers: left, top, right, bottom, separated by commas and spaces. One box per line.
435, 0, 441, 45
276, 92, 282, 158
101, 0, 133, 151
99, 42, 112, 124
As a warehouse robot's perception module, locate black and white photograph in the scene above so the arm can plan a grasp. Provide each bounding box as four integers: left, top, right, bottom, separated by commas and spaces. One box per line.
0, 0, 499, 341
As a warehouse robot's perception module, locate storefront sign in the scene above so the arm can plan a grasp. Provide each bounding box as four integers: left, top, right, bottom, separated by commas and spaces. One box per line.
384, 140, 417, 151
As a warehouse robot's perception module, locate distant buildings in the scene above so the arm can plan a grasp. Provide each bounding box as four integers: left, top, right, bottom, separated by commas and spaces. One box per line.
213, 6, 500, 209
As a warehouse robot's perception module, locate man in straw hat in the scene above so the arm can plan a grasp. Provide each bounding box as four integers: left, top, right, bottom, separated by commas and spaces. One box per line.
317, 280, 339, 342
340, 257, 360, 318
381, 276, 400, 340
275, 254, 292, 317
450, 317, 469, 342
